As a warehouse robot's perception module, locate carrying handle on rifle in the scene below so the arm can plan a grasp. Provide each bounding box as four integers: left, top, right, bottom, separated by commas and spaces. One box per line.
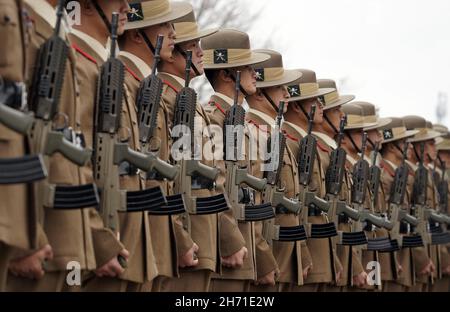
184, 50, 193, 87
360, 132, 368, 159
233, 71, 241, 106
307, 105, 316, 135
151, 35, 164, 78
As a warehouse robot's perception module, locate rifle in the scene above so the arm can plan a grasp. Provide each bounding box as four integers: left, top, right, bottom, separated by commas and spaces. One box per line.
261, 101, 304, 244
384, 142, 424, 248
137, 34, 179, 181
322, 116, 367, 247
93, 15, 169, 266
295, 105, 339, 240
223, 71, 272, 221
172, 50, 227, 231
350, 133, 390, 231
411, 142, 449, 246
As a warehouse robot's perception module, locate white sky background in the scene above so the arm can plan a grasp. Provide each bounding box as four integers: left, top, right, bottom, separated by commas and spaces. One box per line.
240, 0, 450, 127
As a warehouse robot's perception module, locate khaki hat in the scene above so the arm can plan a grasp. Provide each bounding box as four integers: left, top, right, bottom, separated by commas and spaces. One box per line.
351, 102, 392, 131
174, 11, 218, 44
433, 124, 449, 145
317, 79, 355, 110
286, 69, 334, 102
341, 102, 379, 130
378, 117, 419, 144
125, 0, 192, 30
403, 115, 441, 143
437, 136, 450, 151
253, 50, 302, 88
201, 29, 270, 69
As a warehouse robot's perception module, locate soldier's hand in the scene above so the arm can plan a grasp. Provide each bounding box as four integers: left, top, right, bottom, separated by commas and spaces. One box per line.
9, 244, 53, 280
95, 249, 129, 278
444, 265, 450, 275
179, 243, 199, 268
221, 247, 248, 269
419, 260, 435, 275
255, 270, 276, 286
352, 271, 368, 287
335, 267, 343, 284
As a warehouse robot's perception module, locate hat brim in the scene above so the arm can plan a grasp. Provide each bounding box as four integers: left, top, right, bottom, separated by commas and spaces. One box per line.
364, 117, 392, 131
125, 2, 192, 30
204, 51, 270, 69
437, 144, 450, 151
175, 27, 218, 44
287, 87, 335, 102
257, 69, 303, 89
407, 130, 441, 143
345, 122, 379, 131
382, 129, 419, 144
323, 94, 355, 110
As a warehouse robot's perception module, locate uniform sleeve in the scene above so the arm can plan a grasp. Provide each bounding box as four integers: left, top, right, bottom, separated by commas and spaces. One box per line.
351, 248, 365, 276
89, 209, 125, 267
171, 214, 194, 257
300, 240, 313, 270
412, 246, 430, 274
254, 221, 278, 278
218, 209, 246, 257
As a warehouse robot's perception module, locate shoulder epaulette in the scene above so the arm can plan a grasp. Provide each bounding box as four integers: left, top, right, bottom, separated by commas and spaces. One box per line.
208, 100, 226, 115
282, 130, 299, 142
72, 43, 97, 65
125, 66, 140, 82
317, 140, 330, 153
246, 119, 270, 133
163, 80, 179, 93
381, 160, 395, 177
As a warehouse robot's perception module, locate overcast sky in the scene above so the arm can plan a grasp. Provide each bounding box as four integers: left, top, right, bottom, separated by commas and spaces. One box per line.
241, 0, 450, 127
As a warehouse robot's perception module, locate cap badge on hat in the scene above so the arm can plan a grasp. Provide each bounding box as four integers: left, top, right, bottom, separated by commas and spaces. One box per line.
128, 4, 144, 22
383, 129, 394, 140
255, 68, 265, 81
214, 49, 228, 64
287, 85, 300, 97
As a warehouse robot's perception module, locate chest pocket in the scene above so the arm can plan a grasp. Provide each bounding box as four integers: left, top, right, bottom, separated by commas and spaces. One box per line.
279, 149, 298, 198
0, 0, 21, 68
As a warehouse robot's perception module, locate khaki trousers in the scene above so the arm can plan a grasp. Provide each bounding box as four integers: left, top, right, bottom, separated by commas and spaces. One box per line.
0, 243, 13, 291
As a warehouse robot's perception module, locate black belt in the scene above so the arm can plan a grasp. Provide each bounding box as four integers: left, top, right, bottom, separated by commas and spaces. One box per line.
310, 222, 338, 239
308, 206, 322, 217
399, 221, 410, 234
402, 235, 424, 248
339, 231, 368, 246
245, 203, 275, 221
367, 237, 399, 252
125, 186, 167, 213
191, 175, 214, 190
0, 154, 47, 184
148, 193, 186, 215
431, 232, 450, 245
195, 193, 229, 215
429, 222, 442, 234
119, 161, 139, 176
277, 225, 307, 241
52, 183, 99, 209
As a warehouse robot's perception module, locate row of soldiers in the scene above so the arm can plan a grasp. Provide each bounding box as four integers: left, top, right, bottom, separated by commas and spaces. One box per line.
0, 0, 449, 292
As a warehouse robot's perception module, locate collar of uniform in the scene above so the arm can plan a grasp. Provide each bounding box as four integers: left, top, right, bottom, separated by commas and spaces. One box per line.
405, 160, 418, 171
383, 159, 398, 171
214, 92, 234, 106
119, 51, 152, 79
312, 131, 337, 149
247, 108, 275, 128
70, 29, 108, 62
209, 92, 233, 114
346, 154, 358, 166
284, 121, 307, 139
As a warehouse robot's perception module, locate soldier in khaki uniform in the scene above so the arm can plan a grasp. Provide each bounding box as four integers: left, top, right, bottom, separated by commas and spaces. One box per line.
244, 50, 313, 292
68, 0, 157, 292
435, 129, 450, 291
201, 29, 277, 291
7, 0, 125, 292
155, 14, 247, 293
403, 116, 443, 292
341, 103, 400, 291
350, 101, 391, 292
283, 73, 344, 292
379, 117, 435, 292
0, 0, 44, 291
118, 0, 196, 292
290, 78, 365, 291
